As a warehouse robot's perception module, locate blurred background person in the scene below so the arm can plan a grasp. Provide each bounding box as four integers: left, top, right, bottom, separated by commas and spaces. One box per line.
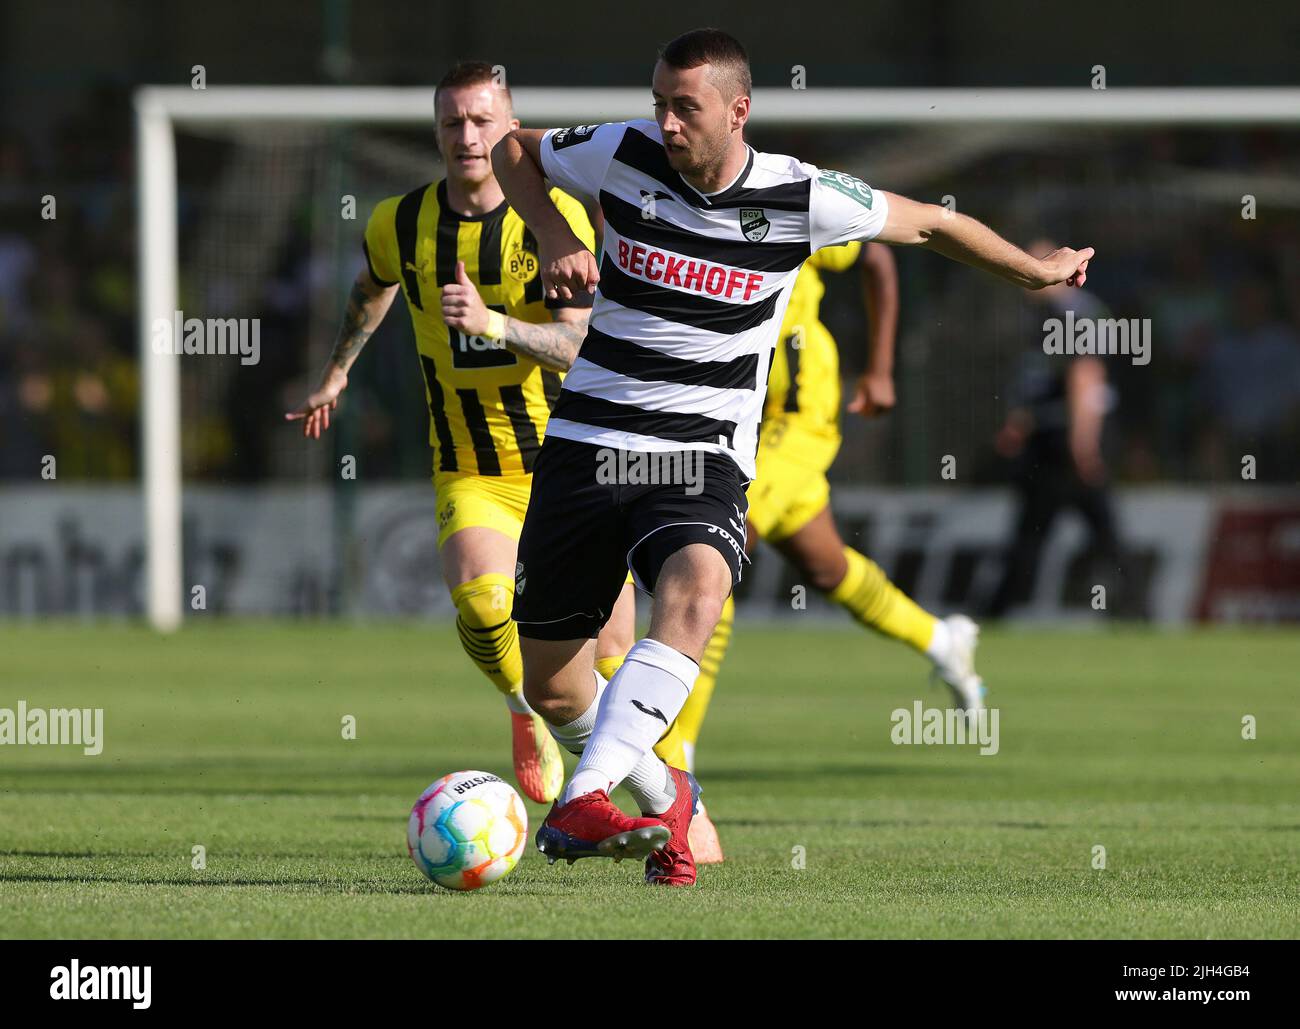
986, 239, 1126, 618
1196, 276, 1300, 479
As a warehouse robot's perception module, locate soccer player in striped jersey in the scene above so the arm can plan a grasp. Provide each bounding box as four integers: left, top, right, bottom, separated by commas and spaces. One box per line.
660, 241, 986, 864
286, 61, 638, 806
494, 28, 1093, 885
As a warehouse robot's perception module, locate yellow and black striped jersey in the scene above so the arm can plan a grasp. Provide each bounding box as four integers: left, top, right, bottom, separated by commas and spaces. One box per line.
765, 241, 861, 430
364, 180, 595, 477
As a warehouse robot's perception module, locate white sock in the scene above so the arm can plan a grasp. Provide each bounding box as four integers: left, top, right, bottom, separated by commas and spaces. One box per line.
554, 671, 678, 813
925, 617, 952, 666
682, 740, 696, 775
623, 753, 677, 815
548, 671, 606, 755
504, 689, 533, 716
565, 639, 698, 802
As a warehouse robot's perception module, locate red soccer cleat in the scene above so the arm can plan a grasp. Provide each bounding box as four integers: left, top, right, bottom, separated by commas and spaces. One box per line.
645, 766, 702, 886
535, 789, 670, 865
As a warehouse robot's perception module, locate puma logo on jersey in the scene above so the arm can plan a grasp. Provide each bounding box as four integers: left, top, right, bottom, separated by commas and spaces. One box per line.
404, 258, 434, 283
631, 699, 668, 724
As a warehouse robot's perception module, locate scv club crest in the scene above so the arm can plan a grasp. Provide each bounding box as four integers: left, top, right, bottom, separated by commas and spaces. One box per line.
740, 208, 770, 242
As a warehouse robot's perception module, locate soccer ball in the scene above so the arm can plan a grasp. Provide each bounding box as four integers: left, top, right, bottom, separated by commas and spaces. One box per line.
407, 771, 528, 891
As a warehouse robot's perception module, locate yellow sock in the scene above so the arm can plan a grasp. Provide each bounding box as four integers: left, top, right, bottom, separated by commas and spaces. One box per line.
594, 654, 624, 684
450, 574, 523, 697
653, 721, 689, 770
828, 547, 937, 655
669, 593, 735, 772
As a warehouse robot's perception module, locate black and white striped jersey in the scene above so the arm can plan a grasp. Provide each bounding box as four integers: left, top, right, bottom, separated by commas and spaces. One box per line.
538, 118, 890, 479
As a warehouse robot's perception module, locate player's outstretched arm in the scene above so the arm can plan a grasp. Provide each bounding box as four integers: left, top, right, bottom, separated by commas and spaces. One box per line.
492, 130, 599, 302
846, 242, 900, 418
284, 268, 398, 439
441, 260, 588, 372
875, 192, 1093, 290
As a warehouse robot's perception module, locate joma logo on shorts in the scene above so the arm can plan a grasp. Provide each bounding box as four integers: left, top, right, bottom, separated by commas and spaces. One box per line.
706, 524, 743, 559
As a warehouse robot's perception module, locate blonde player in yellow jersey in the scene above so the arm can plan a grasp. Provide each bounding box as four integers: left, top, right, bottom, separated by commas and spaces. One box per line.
286, 62, 642, 805
660, 241, 987, 862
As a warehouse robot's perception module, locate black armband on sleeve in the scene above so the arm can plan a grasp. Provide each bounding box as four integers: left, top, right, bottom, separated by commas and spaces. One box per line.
363, 240, 398, 288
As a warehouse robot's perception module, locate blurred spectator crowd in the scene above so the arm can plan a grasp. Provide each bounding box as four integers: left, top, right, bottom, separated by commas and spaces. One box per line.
1, 92, 1297, 486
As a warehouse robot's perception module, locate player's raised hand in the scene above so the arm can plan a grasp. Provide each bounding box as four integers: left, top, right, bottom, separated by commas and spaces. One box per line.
285, 366, 347, 440
1035, 246, 1095, 289
846, 371, 896, 419
442, 261, 489, 336
539, 232, 599, 302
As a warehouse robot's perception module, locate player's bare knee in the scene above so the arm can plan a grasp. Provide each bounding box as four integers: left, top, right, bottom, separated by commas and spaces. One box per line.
520, 635, 597, 724
653, 578, 727, 645
684, 590, 726, 636
522, 681, 577, 725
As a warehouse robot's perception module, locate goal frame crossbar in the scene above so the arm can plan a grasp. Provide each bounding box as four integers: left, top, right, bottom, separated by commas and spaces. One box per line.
135, 85, 1300, 629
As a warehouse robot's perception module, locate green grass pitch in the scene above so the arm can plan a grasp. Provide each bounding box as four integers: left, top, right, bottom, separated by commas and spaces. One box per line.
1, 622, 1296, 939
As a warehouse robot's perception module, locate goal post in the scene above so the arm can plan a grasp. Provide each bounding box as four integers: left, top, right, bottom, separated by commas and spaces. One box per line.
135, 85, 1300, 630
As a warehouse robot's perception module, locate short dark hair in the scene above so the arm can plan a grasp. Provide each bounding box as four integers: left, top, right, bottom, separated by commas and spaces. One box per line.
658, 28, 751, 100
434, 61, 513, 114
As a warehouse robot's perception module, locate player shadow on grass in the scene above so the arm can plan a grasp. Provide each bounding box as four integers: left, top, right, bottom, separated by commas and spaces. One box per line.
1, 871, 347, 888
0, 869, 585, 896
698, 762, 973, 783
0, 849, 411, 860
11, 783, 405, 797
8, 760, 467, 796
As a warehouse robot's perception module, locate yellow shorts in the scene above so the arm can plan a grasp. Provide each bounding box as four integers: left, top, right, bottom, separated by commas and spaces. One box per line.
746, 416, 842, 543
433, 471, 634, 587
434, 471, 532, 549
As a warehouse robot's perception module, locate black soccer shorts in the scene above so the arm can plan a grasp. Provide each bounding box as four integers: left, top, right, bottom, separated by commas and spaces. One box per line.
512, 436, 750, 641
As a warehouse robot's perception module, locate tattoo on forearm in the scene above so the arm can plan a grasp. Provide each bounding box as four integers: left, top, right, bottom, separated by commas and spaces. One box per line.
330, 283, 377, 368
502, 317, 587, 372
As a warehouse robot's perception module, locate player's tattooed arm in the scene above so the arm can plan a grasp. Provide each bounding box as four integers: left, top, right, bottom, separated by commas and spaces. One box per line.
442, 258, 589, 371
501, 309, 589, 372
329, 272, 399, 373
285, 269, 398, 439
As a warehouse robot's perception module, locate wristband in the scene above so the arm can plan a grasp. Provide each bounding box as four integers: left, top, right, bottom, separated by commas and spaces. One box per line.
483, 310, 507, 341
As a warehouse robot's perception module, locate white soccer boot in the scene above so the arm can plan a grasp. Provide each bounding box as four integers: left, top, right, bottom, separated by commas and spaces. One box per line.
932, 614, 987, 721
